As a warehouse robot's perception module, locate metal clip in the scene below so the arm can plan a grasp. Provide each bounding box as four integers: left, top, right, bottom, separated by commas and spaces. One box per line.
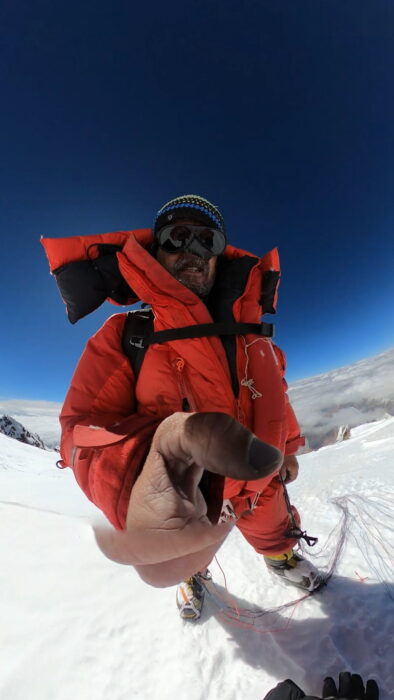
285, 527, 319, 547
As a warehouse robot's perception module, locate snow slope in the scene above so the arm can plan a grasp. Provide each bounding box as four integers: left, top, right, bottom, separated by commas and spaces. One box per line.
1, 417, 393, 699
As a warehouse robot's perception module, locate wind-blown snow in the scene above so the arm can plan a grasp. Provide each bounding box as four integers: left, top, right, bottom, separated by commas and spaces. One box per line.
0, 417, 393, 699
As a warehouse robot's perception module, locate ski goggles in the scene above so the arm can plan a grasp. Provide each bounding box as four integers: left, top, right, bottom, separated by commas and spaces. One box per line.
156, 224, 227, 260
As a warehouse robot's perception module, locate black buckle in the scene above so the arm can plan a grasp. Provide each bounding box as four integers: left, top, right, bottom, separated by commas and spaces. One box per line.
260, 322, 275, 338
128, 336, 146, 349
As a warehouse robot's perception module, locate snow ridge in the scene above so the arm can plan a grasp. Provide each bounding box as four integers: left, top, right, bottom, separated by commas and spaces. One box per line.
0, 414, 51, 450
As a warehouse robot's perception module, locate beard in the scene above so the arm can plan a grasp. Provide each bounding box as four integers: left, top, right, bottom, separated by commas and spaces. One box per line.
172, 254, 216, 297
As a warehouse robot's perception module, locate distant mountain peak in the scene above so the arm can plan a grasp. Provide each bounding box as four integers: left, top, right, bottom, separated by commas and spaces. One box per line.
0, 415, 49, 450
289, 347, 394, 451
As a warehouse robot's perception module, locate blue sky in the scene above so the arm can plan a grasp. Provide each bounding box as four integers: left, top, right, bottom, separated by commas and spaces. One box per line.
1, 0, 393, 402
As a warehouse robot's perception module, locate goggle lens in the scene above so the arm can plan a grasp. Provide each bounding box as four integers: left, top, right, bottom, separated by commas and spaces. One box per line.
157, 224, 226, 257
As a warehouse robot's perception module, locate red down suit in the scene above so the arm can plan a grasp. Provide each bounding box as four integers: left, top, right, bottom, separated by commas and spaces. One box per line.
53, 229, 305, 555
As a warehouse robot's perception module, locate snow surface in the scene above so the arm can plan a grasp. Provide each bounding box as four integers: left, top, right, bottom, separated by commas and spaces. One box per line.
1, 417, 393, 699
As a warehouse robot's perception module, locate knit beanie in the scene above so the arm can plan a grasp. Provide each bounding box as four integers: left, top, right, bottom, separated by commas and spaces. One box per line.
153, 194, 226, 235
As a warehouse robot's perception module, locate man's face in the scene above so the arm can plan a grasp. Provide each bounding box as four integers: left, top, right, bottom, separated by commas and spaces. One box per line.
156, 219, 218, 297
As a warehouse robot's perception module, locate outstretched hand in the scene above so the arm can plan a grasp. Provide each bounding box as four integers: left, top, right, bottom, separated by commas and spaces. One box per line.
95, 412, 282, 585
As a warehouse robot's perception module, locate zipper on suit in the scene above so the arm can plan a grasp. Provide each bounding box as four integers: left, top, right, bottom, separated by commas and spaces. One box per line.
172, 357, 198, 412
236, 397, 242, 423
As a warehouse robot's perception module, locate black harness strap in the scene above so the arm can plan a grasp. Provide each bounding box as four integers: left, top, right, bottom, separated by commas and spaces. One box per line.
132, 320, 274, 349
122, 309, 274, 379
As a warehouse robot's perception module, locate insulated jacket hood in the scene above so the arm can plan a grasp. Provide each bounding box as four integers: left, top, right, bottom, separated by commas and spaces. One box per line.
40, 229, 281, 324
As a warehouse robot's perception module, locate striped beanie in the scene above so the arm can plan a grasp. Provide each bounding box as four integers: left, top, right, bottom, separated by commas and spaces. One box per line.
154, 194, 225, 235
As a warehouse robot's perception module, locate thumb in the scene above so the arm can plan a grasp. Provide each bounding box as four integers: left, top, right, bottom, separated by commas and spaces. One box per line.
155, 412, 283, 480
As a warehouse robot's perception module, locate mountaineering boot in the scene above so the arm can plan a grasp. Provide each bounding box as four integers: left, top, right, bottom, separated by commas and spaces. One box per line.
264, 550, 323, 592
176, 570, 210, 621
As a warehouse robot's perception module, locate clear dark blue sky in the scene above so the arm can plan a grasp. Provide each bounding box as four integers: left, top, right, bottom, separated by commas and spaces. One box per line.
1, 0, 393, 401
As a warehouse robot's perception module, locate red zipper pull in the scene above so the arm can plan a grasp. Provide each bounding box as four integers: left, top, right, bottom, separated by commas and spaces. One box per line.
175, 357, 185, 372
172, 357, 196, 412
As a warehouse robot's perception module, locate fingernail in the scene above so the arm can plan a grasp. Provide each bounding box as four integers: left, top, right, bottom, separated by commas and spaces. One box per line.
247, 437, 283, 477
